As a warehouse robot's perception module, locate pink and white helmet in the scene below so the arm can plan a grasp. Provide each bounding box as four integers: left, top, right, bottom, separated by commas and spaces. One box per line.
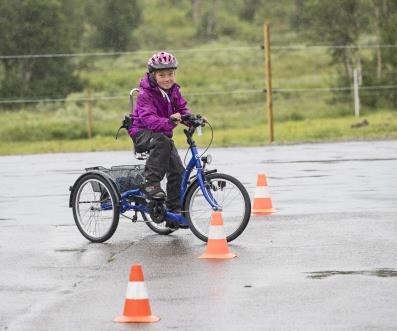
147, 51, 178, 73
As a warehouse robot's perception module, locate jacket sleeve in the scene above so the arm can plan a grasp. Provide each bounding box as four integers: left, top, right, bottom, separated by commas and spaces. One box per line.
137, 90, 176, 133
174, 89, 191, 116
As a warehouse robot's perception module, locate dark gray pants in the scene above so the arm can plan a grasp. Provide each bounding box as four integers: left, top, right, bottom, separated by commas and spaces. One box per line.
132, 130, 184, 210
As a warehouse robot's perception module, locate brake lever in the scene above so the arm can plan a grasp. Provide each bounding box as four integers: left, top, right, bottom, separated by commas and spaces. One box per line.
197, 125, 202, 136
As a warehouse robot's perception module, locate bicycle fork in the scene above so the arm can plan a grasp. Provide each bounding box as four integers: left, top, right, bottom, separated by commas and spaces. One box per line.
178, 143, 221, 211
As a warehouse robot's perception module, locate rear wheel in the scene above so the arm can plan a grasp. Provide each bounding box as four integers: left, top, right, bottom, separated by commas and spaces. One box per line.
184, 173, 251, 242
71, 173, 120, 243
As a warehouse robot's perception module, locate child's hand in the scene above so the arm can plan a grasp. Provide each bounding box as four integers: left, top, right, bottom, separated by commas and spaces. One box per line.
170, 113, 182, 124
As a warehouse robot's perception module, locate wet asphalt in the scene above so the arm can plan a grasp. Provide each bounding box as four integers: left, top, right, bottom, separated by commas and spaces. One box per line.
0, 140, 396, 330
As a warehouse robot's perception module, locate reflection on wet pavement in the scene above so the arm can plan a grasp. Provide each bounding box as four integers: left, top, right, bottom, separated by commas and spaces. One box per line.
264, 157, 397, 164
54, 248, 87, 253
1, 142, 396, 330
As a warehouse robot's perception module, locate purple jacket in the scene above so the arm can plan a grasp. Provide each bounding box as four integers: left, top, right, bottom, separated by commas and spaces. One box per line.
128, 74, 191, 138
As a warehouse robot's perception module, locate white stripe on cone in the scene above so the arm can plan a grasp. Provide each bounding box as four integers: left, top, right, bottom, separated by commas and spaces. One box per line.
208, 225, 226, 240
254, 186, 270, 198
126, 281, 149, 300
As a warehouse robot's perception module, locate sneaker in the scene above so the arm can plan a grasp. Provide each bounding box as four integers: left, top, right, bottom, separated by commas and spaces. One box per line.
142, 182, 166, 200
168, 209, 189, 229
165, 219, 180, 229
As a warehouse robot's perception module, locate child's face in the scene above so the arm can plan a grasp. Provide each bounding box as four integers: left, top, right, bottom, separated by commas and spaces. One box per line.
154, 69, 176, 90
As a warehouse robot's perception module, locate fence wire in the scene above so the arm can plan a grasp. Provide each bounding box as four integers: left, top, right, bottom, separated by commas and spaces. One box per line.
1, 85, 396, 105
0, 44, 396, 105
1, 44, 397, 59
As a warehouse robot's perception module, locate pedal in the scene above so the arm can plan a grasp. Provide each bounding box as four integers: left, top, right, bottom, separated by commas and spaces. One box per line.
165, 220, 180, 229
131, 211, 138, 223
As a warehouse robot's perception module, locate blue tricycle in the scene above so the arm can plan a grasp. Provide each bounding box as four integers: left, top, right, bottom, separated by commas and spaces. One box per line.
69, 111, 251, 243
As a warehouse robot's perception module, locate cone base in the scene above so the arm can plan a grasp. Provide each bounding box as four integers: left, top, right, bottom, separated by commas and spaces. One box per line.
199, 252, 237, 259
252, 208, 276, 216
114, 314, 160, 323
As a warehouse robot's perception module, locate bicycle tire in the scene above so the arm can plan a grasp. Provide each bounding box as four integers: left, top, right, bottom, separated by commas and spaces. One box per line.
71, 173, 120, 243
141, 212, 176, 235
184, 173, 251, 242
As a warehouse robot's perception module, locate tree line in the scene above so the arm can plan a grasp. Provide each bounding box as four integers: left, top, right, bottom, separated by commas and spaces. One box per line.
0, 0, 141, 101
0, 0, 396, 107
296, 0, 397, 107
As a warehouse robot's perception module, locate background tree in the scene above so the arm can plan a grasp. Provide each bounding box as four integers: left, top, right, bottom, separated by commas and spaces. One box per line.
197, 0, 221, 39
300, 0, 371, 79
191, 0, 202, 26
372, 0, 383, 78
362, 1, 397, 107
0, 0, 84, 100
239, 0, 264, 21
290, 0, 306, 30
91, 0, 142, 51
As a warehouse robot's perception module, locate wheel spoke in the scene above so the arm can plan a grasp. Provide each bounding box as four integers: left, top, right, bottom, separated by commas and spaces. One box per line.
186, 174, 250, 242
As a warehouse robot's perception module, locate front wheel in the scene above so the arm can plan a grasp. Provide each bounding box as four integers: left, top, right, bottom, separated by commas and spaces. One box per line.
184, 173, 251, 242
71, 173, 120, 243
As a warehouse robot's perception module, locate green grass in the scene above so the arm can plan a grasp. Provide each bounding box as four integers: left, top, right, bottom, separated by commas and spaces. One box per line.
2, 111, 395, 155
1, 40, 396, 155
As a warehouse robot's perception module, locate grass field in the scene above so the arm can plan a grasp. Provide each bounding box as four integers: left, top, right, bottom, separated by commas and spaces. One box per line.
1, 41, 396, 155
1, 111, 396, 155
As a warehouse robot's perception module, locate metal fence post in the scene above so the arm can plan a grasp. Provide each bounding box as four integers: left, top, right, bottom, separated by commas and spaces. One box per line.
86, 89, 93, 139
264, 23, 274, 143
353, 69, 360, 117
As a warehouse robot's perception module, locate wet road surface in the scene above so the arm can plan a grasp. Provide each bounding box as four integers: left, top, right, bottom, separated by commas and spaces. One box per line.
0, 140, 396, 330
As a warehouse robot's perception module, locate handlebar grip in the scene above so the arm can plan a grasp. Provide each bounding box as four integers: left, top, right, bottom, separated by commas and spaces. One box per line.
181, 114, 195, 121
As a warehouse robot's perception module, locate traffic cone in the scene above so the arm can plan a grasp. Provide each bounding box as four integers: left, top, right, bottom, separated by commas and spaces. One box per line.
199, 211, 237, 259
114, 264, 160, 323
252, 173, 276, 215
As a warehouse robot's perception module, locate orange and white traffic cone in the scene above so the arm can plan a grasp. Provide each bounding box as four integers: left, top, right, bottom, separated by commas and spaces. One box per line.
114, 264, 160, 323
252, 173, 276, 215
199, 211, 237, 259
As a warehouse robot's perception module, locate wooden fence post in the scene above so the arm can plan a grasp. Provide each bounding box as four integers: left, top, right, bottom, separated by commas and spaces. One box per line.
264, 23, 274, 143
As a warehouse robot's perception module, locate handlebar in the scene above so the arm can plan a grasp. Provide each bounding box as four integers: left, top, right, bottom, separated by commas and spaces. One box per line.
172, 114, 213, 151
171, 114, 207, 128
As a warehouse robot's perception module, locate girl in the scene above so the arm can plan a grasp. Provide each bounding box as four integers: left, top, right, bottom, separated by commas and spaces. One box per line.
128, 51, 191, 214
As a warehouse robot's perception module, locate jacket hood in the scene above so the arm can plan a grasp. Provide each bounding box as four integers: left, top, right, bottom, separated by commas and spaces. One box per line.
139, 73, 156, 90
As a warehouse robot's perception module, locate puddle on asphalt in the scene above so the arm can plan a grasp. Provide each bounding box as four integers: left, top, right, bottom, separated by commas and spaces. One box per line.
306, 268, 397, 279
54, 248, 87, 253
